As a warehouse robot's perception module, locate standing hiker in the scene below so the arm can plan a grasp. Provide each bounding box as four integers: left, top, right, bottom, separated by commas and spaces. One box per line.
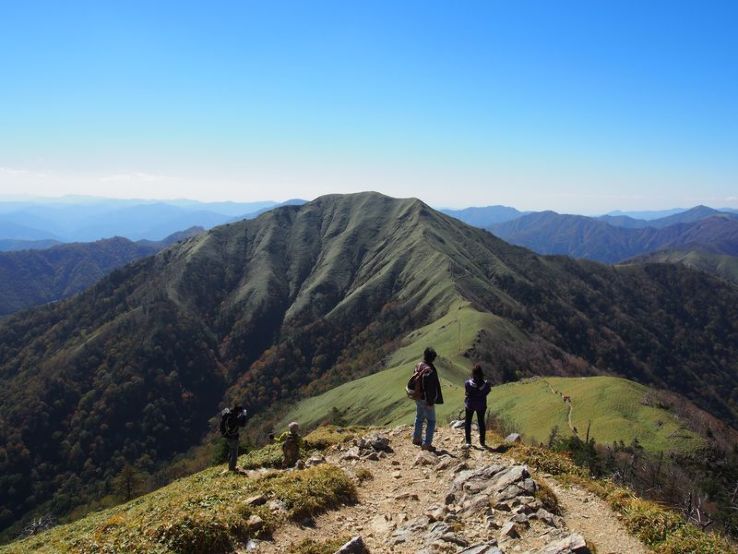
410, 347, 444, 452
464, 364, 491, 448
219, 404, 248, 473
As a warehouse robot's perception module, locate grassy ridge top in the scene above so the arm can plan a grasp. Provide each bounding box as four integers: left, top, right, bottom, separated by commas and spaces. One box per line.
278, 302, 506, 428
284, 368, 713, 455
489, 376, 705, 453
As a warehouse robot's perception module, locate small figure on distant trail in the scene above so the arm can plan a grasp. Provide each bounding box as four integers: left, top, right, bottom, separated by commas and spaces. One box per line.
408, 347, 444, 452
219, 404, 248, 473
280, 421, 302, 468
463, 364, 491, 449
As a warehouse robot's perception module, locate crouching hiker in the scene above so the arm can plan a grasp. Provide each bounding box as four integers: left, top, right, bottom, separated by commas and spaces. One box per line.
280, 421, 302, 468
408, 347, 444, 452
219, 404, 248, 473
464, 364, 491, 448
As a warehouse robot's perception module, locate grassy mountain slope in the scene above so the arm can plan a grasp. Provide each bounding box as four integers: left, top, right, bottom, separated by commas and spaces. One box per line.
486, 376, 727, 453
2, 192, 738, 533
489, 211, 738, 262
1, 442, 355, 554
627, 249, 738, 285
281, 370, 729, 456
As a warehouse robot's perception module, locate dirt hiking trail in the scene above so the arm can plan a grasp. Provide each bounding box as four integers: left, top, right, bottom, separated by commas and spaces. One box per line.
250, 425, 647, 553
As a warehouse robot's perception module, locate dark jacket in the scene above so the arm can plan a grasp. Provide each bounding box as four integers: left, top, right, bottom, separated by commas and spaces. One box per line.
421, 362, 444, 405
220, 408, 247, 439
465, 378, 491, 411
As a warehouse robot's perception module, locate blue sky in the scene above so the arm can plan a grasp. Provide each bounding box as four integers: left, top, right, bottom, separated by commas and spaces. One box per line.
0, 0, 736, 212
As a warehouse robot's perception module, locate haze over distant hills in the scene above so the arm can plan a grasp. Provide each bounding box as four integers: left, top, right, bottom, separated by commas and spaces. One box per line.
0, 198, 306, 244
2, 192, 737, 533
439, 205, 524, 227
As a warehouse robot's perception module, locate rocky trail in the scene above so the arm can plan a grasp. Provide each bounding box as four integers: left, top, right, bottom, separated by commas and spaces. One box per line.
247, 425, 647, 554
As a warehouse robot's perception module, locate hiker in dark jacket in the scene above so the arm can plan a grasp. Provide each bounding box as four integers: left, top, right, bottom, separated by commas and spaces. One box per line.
412, 347, 444, 451
464, 364, 491, 448
219, 405, 247, 472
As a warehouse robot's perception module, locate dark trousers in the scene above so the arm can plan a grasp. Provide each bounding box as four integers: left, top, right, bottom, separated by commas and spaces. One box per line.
465, 408, 486, 445
227, 437, 239, 470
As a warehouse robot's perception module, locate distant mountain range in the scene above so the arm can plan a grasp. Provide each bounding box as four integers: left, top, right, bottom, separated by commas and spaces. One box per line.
486, 206, 738, 264
597, 205, 734, 229
0, 198, 306, 243
2, 192, 738, 532
440, 205, 524, 227
0, 239, 61, 252
0, 227, 203, 316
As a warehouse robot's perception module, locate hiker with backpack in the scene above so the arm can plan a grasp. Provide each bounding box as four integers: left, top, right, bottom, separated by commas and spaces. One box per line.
219, 404, 248, 473
464, 364, 491, 448
407, 347, 444, 452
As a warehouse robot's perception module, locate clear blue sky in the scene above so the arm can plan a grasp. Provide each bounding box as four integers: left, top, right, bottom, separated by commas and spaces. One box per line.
0, 0, 736, 212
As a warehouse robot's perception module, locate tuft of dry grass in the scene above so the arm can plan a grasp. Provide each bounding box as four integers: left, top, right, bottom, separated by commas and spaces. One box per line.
302, 425, 365, 450
534, 478, 561, 515
291, 535, 352, 554
353, 467, 374, 483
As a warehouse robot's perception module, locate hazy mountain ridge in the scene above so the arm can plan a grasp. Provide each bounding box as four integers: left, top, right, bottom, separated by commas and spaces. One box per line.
0, 199, 280, 242
0, 239, 61, 252
1, 192, 738, 533
0, 228, 204, 316
598, 205, 733, 229
440, 205, 524, 227
488, 210, 738, 263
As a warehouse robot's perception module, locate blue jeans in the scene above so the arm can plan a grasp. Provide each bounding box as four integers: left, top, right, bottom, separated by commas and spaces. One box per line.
413, 400, 436, 446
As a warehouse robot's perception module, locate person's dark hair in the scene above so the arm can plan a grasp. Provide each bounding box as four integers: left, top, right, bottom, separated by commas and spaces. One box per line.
472, 363, 484, 382
424, 347, 437, 363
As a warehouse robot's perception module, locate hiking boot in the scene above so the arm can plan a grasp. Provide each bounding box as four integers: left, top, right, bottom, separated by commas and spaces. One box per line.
421, 444, 436, 452
463, 443, 471, 449
412, 438, 422, 446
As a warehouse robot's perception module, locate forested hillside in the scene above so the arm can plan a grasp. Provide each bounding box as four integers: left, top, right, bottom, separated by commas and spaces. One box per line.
1, 192, 737, 534
627, 249, 738, 285
0, 228, 202, 315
